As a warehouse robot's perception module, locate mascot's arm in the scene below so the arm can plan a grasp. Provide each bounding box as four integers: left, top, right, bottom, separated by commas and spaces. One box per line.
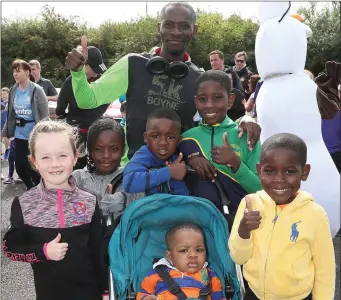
315, 61, 341, 119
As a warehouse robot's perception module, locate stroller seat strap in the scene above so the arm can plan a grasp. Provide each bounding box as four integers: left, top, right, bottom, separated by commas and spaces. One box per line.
154, 265, 211, 300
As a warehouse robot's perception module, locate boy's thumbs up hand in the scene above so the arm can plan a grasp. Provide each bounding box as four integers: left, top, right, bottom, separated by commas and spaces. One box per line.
46, 233, 68, 261
106, 184, 113, 194
238, 197, 262, 239
211, 132, 240, 171
65, 35, 88, 72
222, 131, 229, 146
244, 196, 253, 213
168, 152, 187, 181
174, 152, 183, 163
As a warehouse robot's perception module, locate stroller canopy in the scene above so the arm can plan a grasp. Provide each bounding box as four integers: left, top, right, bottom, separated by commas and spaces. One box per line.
108, 194, 240, 300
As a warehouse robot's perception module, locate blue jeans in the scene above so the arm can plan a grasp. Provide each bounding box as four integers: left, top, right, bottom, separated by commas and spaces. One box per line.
7, 140, 15, 178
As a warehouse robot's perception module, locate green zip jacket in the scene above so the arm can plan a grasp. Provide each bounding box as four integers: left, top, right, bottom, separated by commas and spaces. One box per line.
179, 117, 262, 214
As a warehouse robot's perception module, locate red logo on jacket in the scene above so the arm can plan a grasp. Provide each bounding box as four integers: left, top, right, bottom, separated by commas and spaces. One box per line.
73, 202, 88, 225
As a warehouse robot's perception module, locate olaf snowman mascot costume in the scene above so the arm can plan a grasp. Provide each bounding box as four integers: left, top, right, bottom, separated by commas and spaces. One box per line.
255, 1, 340, 237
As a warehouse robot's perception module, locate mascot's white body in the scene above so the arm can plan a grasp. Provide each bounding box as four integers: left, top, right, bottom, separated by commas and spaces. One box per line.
255, 2, 340, 236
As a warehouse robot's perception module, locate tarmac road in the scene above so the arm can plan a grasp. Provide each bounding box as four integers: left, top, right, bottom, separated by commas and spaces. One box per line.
1, 162, 339, 299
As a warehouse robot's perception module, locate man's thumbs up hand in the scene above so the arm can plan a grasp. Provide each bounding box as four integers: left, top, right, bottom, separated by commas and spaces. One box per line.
65, 35, 88, 72
81, 35, 88, 61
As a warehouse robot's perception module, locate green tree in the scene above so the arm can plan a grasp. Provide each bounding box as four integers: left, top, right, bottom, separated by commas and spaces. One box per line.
298, 1, 341, 76
2, 2, 337, 87
190, 11, 258, 71
1, 5, 86, 87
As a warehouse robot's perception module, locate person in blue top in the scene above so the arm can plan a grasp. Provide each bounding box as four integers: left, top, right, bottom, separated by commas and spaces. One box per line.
123, 108, 189, 196
2, 59, 49, 190
1, 87, 9, 127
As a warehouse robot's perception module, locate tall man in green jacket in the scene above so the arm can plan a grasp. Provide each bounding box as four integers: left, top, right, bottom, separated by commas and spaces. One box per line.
65, 2, 261, 160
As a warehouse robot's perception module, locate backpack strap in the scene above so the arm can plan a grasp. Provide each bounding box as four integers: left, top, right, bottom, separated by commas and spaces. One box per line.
110, 172, 124, 194
154, 265, 211, 300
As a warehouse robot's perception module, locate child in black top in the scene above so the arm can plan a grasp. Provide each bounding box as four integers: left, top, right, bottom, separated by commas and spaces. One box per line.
3, 119, 109, 300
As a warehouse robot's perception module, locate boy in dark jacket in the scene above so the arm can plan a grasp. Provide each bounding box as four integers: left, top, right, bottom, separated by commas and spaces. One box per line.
123, 108, 189, 196
179, 70, 261, 217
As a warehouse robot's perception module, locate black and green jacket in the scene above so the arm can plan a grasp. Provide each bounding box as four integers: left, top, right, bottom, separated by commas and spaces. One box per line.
179, 117, 262, 215
71, 49, 204, 159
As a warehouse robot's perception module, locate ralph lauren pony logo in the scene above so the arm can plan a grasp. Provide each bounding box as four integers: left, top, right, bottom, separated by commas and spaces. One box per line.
290, 221, 301, 242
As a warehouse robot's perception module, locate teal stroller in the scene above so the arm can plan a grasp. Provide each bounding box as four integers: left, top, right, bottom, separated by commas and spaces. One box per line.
107, 193, 242, 300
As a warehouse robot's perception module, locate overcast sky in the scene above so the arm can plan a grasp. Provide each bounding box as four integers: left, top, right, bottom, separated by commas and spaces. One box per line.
1, 1, 318, 27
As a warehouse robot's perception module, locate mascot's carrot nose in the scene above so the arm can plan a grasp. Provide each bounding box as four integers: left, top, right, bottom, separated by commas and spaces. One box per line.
291, 14, 304, 22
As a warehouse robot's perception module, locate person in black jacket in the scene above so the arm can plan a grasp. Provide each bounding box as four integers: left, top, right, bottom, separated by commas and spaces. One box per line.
226, 71, 246, 121
3, 119, 108, 300
56, 46, 109, 169
209, 50, 244, 95
65, 2, 262, 159
233, 51, 253, 99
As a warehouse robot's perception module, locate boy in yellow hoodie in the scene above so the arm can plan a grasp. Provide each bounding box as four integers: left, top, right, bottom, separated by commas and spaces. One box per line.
229, 133, 335, 300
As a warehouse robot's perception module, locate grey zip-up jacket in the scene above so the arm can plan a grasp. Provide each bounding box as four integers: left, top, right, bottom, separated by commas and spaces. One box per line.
2, 81, 49, 138
72, 167, 144, 219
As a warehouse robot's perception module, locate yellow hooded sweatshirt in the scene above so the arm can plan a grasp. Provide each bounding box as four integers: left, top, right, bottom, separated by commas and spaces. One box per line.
229, 190, 335, 300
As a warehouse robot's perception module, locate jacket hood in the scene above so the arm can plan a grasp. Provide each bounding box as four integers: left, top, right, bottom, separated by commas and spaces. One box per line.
153, 257, 208, 272
256, 190, 314, 209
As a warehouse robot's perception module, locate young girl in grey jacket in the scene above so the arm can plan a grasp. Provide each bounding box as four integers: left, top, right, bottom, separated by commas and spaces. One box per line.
72, 117, 143, 220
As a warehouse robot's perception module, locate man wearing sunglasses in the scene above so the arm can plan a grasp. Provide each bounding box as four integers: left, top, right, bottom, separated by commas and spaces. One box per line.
65, 2, 261, 160
233, 51, 253, 99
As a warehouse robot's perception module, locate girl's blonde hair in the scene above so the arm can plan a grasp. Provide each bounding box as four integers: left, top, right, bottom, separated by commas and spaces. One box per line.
28, 118, 79, 159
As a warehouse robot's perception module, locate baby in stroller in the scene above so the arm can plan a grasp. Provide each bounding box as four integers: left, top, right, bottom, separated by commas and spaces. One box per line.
107, 193, 242, 300
137, 223, 226, 300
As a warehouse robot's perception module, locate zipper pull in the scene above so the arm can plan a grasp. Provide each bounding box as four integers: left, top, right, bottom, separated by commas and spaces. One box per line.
210, 127, 215, 150
272, 206, 278, 223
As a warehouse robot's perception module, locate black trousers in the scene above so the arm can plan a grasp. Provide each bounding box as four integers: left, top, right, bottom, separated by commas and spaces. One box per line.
244, 288, 312, 300
14, 138, 40, 189
330, 150, 341, 173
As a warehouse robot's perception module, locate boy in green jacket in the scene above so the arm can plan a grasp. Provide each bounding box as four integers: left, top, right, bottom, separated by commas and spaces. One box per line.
179, 70, 262, 217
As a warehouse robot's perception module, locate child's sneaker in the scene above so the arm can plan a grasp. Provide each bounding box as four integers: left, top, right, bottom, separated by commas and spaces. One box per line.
1, 174, 4, 180
3, 177, 14, 184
